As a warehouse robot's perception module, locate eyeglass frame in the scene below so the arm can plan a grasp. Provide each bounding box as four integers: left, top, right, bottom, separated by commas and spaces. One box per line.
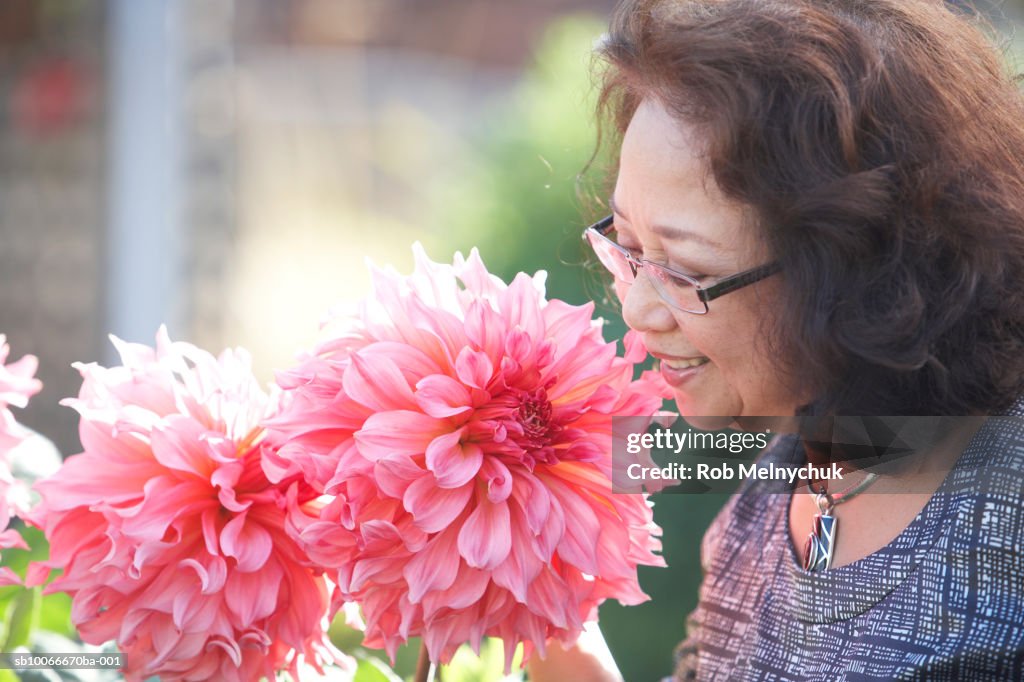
583, 214, 782, 314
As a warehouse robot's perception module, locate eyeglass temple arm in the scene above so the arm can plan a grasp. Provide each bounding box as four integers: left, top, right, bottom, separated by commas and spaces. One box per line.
698, 263, 782, 302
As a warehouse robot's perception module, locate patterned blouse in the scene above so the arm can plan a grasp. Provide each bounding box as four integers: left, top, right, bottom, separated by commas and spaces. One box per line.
671, 404, 1024, 681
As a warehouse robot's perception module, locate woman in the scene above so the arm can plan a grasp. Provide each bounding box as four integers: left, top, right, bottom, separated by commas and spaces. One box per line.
530, 0, 1024, 679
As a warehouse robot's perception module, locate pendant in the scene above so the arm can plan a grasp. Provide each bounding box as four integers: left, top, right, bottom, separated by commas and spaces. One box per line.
803, 509, 836, 572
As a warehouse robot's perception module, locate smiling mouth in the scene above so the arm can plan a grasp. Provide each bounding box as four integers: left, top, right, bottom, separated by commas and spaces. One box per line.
659, 356, 710, 370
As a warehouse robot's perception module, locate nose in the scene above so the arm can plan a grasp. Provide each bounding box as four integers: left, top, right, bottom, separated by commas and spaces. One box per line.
621, 268, 677, 333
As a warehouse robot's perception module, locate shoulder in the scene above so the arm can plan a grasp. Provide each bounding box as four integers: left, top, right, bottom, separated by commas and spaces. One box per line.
939, 411, 1024, 575
896, 410, 1024, 664
943, 410, 1024, 541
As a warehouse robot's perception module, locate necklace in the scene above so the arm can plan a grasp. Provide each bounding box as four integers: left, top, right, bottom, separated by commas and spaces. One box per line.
802, 472, 880, 572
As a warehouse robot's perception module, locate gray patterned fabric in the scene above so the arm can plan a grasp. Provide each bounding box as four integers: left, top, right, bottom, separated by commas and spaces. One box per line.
671, 404, 1024, 681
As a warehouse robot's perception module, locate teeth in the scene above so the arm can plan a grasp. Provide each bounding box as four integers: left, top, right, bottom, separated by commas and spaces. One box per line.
663, 357, 710, 370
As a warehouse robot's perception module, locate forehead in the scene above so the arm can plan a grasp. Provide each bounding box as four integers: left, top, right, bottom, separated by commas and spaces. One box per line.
620, 98, 709, 193
615, 98, 759, 255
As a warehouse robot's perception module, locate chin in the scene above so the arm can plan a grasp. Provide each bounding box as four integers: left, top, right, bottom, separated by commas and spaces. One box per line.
671, 391, 739, 429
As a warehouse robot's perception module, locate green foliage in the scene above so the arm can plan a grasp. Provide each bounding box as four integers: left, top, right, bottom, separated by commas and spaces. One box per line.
353, 658, 403, 682
35, 592, 72, 639
436, 15, 614, 312
328, 615, 421, 680
2, 588, 40, 651
0, 525, 75, 651
330, 613, 524, 682
438, 639, 523, 682
0, 526, 103, 682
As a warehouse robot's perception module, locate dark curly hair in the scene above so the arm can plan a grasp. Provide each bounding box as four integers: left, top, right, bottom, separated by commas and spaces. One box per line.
594, 0, 1024, 416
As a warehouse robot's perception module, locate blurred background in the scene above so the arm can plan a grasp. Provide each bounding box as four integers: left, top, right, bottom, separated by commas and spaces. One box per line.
1, 1, 1022, 680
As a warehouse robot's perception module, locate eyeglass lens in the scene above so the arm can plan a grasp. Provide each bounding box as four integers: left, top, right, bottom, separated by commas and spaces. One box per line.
585, 229, 706, 313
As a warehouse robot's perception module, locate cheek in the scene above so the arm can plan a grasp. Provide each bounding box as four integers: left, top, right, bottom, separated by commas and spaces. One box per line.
693, 307, 795, 412
677, 312, 739, 353
682, 308, 776, 384
696, 283, 782, 365
699, 328, 753, 377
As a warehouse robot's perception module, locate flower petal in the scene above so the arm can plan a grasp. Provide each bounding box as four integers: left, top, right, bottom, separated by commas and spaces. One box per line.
425, 431, 482, 488
0, 528, 28, 551
543, 475, 601, 574
481, 457, 512, 503
454, 348, 493, 390
512, 471, 551, 535
0, 567, 21, 587
492, 508, 542, 603
343, 352, 416, 411
374, 453, 426, 498
421, 564, 490, 616
220, 512, 273, 572
225, 560, 282, 624
404, 527, 460, 603
359, 341, 442, 381
414, 375, 473, 418
24, 562, 50, 588
403, 475, 472, 533
150, 417, 213, 477
356, 411, 447, 459
525, 567, 573, 629
464, 300, 505, 365
500, 272, 545, 339
457, 497, 511, 569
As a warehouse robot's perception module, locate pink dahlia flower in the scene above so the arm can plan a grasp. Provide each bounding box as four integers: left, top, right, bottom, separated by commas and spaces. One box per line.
32, 328, 346, 681
0, 335, 42, 585
267, 246, 670, 669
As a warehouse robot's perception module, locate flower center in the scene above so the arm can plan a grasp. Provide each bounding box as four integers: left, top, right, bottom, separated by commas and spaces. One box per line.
517, 388, 552, 441
507, 387, 564, 469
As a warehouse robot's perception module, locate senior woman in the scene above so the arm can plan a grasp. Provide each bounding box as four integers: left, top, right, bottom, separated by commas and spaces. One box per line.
529, 0, 1024, 679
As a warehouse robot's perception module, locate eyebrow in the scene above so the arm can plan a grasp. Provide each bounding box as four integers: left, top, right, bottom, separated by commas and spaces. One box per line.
609, 197, 726, 252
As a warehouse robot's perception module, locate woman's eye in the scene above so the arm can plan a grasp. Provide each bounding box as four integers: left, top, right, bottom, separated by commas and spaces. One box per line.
664, 268, 709, 287
666, 272, 697, 287
613, 237, 643, 259
668, 261, 711, 281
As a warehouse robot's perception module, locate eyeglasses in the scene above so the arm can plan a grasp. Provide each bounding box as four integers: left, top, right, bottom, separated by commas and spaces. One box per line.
583, 215, 781, 314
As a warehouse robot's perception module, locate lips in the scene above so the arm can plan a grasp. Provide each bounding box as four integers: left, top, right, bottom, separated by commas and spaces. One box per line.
649, 351, 711, 388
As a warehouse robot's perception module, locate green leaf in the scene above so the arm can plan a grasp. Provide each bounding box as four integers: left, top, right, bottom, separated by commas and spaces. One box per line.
36, 592, 74, 637
327, 611, 365, 654
0, 667, 19, 682
2, 586, 40, 650
353, 658, 402, 682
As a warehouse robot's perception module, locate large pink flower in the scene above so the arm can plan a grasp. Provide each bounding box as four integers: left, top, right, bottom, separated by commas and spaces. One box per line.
0, 335, 42, 586
267, 246, 670, 669
32, 328, 345, 681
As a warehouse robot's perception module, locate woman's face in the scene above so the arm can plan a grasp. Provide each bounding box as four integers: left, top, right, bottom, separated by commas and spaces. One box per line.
612, 98, 801, 418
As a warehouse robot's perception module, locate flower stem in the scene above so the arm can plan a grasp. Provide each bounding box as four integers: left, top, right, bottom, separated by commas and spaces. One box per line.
414, 641, 434, 682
